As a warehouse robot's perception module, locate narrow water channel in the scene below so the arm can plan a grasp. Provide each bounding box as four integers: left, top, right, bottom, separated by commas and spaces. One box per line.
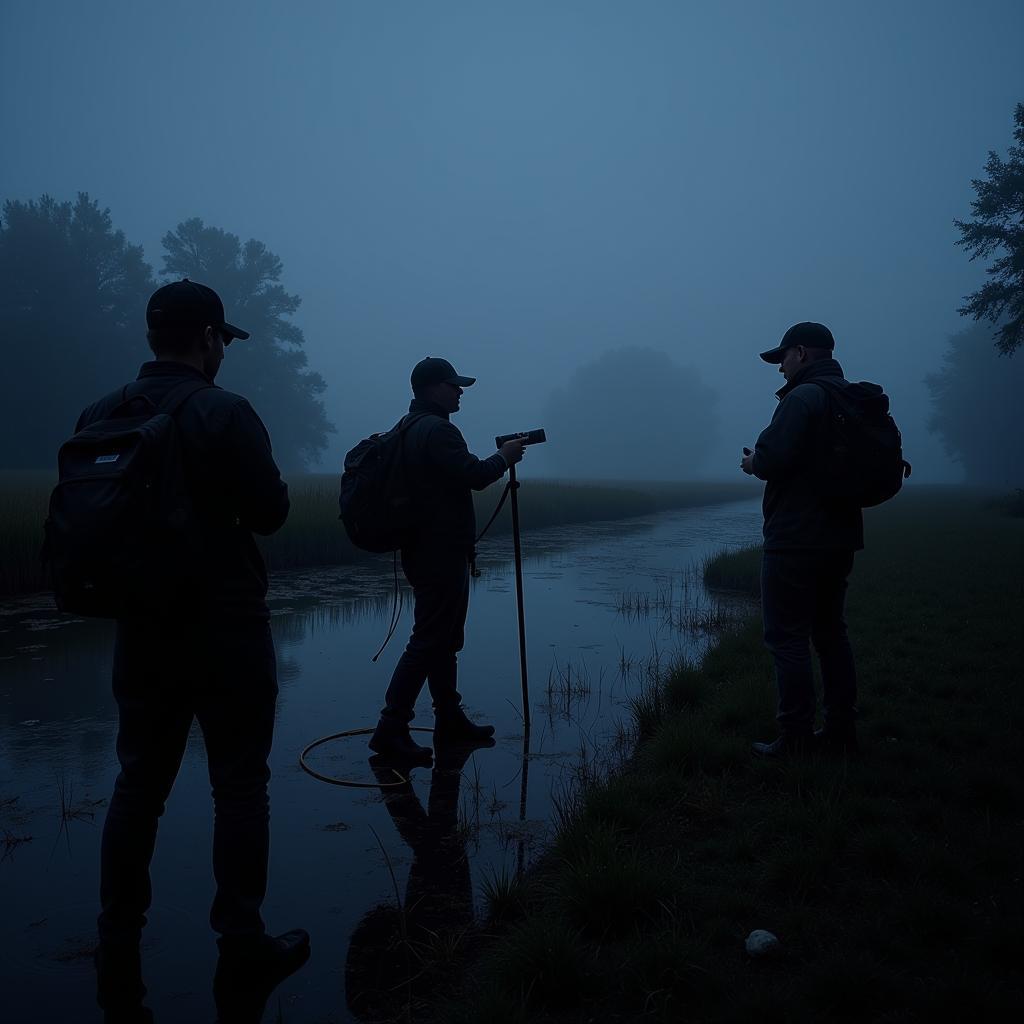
0, 498, 761, 1023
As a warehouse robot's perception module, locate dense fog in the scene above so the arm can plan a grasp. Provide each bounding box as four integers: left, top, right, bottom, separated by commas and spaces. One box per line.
2, 0, 1022, 486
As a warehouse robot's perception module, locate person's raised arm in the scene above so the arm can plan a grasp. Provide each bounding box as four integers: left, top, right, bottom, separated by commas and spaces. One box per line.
427, 420, 523, 490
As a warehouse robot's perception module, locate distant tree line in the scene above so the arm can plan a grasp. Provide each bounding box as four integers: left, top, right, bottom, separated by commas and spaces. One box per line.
933, 101, 1024, 488
0, 193, 332, 471
542, 347, 719, 480
926, 325, 1023, 487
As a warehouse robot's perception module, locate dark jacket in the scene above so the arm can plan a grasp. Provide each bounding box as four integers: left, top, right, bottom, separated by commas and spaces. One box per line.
751, 358, 863, 552
76, 361, 289, 618
401, 398, 509, 556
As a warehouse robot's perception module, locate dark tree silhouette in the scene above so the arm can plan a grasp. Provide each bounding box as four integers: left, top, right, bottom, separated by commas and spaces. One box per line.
926, 325, 1024, 486
955, 102, 1024, 355
0, 193, 154, 468
541, 347, 719, 480
161, 218, 334, 470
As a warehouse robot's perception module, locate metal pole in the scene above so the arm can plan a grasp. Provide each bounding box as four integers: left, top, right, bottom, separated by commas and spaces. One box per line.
517, 723, 531, 878
508, 464, 530, 728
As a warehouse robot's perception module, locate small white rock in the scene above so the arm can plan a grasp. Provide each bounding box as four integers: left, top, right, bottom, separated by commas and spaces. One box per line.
745, 929, 780, 957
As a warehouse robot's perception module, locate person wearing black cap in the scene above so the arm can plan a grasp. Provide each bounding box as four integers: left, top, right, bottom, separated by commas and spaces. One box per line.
740, 322, 861, 757
78, 280, 308, 1016
368, 357, 527, 763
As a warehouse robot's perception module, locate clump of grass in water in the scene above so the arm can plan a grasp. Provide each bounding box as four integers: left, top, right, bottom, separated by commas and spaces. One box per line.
2, 830, 33, 861
542, 657, 598, 720
480, 862, 530, 924
627, 676, 667, 739
702, 544, 762, 596
618, 573, 751, 637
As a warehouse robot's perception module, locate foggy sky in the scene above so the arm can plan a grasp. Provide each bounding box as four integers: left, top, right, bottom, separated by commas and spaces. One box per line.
3, 0, 1022, 481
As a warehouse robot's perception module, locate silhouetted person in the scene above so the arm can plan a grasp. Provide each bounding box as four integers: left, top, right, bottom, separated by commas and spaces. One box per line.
741, 323, 861, 757
368, 357, 526, 763
345, 745, 479, 1018
82, 281, 309, 1019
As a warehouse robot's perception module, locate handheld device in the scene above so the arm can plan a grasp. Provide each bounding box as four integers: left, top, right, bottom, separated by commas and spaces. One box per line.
496, 429, 547, 448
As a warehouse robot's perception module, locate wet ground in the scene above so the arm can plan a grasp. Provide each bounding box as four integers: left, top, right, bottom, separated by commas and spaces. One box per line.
0, 498, 760, 1023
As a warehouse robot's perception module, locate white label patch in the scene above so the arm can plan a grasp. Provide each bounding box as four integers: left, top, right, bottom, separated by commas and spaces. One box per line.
94, 454, 120, 464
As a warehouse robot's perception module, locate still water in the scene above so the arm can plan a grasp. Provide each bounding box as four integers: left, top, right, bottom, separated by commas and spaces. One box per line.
1, 499, 760, 1023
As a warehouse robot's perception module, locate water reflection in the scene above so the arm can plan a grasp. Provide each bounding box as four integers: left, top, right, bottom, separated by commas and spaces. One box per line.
345, 746, 482, 1020
1, 500, 762, 1023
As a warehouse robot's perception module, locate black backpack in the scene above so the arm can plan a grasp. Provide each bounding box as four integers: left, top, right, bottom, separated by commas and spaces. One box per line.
812, 378, 911, 507
338, 413, 430, 553
42, 379, 212, 617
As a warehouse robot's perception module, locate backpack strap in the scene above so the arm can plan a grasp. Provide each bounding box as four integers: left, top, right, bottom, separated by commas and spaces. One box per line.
396, 412, 433, 434
806, 377, 847, 402
156, 378, 216, 418
111, 377, 213, 420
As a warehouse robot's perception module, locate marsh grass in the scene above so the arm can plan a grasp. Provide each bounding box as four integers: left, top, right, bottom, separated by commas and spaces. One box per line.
618, 571, 753, 637
480, 862, 530, 925
542, 658, 599, 721
702, 543, 763, 596
1, 830, 33, 861
431, 487, 1024, 1022
0, 470, 53, 596
0, 472, 756, 598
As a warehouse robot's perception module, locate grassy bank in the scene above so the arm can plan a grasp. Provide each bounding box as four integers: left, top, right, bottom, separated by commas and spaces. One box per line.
0, 473, 757, 598
432, 487, 1024, 1023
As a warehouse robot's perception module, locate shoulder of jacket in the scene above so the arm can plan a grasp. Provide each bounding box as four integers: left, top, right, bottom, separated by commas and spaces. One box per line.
77, 384, 132, 428
786, 381, 832, 406
195, 387, 255, 419
419, 414, 458, 436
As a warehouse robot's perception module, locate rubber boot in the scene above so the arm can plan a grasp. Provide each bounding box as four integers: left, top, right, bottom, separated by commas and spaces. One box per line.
433, 705, 495, 746
368, 718, 433, 764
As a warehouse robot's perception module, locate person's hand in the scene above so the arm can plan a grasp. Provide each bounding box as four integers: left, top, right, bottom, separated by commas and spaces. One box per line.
740, 446, 755, 475
500, 436, 527, 467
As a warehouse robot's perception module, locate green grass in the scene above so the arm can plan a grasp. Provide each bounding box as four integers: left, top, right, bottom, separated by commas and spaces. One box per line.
702, 544, 762, 596
433, 486, 1024, 1022
0, 472, 756, 598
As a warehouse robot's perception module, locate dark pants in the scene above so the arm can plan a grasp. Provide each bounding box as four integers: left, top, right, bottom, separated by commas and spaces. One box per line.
98, 617, 278, 946
381, 547, 469, 723
761, 549, 857, 734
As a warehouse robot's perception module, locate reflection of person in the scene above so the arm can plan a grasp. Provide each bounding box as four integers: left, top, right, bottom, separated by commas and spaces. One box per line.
741, 323, 861, 757
345, 748, 477, 1019
82, 282, 309, 1017
368, 357, 526, 763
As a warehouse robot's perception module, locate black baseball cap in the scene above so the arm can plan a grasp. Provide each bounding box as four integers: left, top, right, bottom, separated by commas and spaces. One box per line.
146, 279, 250, 340
759, 322, 834, 363
410, 357, 476, 390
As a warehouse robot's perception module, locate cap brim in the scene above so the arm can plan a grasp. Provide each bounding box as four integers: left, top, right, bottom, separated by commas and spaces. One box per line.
222, 322, 250, 341
759, 346, 785, 363
446, 375, 476, 387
